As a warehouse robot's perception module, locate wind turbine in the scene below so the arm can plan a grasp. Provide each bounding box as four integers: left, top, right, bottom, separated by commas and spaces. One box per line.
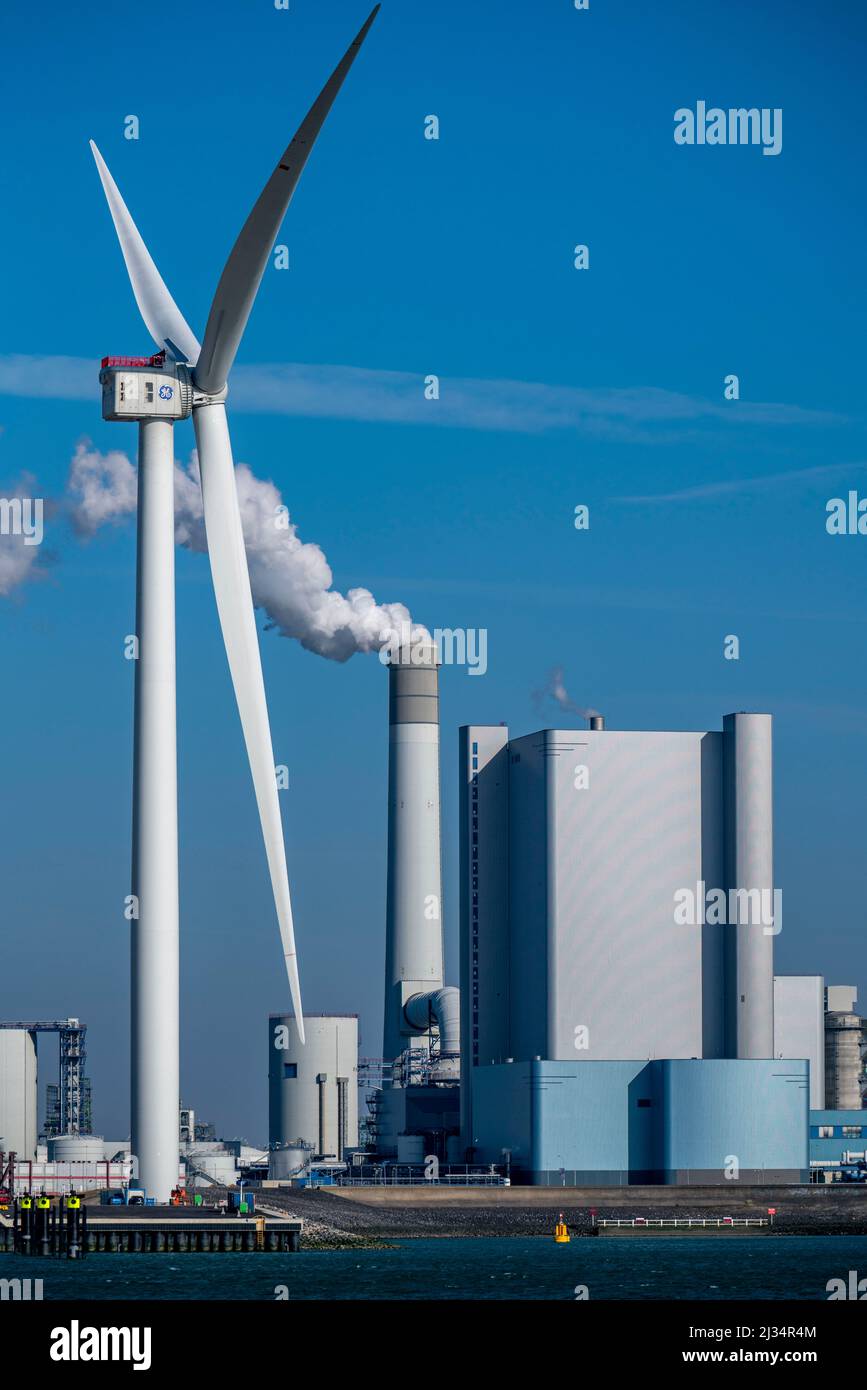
91, 6, 380, 1202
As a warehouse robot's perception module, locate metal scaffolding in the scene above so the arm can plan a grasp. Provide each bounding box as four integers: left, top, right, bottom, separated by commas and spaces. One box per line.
0, 1019, 89, 1136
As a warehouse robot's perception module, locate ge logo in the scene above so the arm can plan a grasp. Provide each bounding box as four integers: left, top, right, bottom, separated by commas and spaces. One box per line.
158, 384, 174, 400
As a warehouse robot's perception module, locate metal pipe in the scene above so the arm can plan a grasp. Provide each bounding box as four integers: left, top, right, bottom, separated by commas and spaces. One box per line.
316, 1073, 327, 1156
403, 985, 461, 1056
336, 1077, 348, 1160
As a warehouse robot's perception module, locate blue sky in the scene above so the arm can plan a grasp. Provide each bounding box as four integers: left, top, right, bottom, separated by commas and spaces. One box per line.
0, 0, 865, 1140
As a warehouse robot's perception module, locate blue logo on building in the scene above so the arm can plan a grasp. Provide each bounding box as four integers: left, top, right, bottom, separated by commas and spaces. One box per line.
158, 384, 174, 400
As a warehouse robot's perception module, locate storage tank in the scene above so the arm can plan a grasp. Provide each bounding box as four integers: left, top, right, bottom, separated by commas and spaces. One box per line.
0, 1030, 38, 1159
48, 1135, 106, 1163
268, 1014, 358, 1159
269, 1142, 314, 1181
825, 1012, 864, 1110
186, 1151, 237, 1187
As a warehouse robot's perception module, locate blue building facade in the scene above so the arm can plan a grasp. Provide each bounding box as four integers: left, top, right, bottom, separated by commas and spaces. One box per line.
809, 1110, 867, 1171
471, 1059, 809, 1185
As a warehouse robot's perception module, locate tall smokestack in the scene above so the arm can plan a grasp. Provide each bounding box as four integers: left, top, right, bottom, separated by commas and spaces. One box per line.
383, 642, 445, 1063
723, 712, 774, 1058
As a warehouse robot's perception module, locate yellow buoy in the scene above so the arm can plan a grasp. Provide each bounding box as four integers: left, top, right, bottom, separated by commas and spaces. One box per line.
554, 1214, 570, 1244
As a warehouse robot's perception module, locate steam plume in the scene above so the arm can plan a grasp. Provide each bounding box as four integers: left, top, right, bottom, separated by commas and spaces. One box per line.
533, 666, 599, 720
68, 442, 429, 661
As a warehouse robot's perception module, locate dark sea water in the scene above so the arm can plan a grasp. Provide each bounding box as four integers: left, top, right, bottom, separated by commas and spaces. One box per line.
2, 1234, 866, 1300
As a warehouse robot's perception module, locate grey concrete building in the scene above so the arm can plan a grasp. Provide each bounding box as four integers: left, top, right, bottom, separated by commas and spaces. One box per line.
774, 974, 825, 1108
460, 713, 777, 1146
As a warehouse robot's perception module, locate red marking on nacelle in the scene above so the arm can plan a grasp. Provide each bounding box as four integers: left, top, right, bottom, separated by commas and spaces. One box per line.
101, 351, 167, 369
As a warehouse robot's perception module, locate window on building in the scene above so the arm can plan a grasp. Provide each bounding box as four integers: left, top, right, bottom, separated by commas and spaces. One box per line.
842, 1126, 862, 1138
472, 741, 478, 755
636, 1099, 652, 1108
145, 381, 154, 403
818, 1125, 835, 1138
283, 1063, 297, 1079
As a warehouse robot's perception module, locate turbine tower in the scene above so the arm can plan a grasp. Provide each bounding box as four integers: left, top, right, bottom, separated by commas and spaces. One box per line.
91, 7, 379, 1201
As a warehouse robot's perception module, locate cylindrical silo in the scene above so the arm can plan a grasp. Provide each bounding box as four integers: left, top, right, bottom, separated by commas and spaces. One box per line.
185, 1151, 238, 1187
0, 1030, 38, 1159
825, 1012, 864, 1110
268, 1014, 358, 1167
269, 1143, 314, 1180
48, 1135, 106, 1164
383, 644, 445, 1062
723, 713, 775, 1058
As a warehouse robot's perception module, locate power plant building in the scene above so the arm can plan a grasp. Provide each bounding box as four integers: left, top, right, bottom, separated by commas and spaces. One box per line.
268, 1014, 359, 1173
0, 1029, 38, 1160
824, 986, 865, 1111
459, 714, 809, 1184
774, 974, 825, 1108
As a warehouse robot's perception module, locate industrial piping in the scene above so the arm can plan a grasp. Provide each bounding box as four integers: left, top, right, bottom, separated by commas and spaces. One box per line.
403, 986, 461, 1057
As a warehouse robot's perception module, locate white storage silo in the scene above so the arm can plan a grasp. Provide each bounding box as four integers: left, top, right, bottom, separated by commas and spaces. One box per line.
0, 1030, 38, 1159
269, 1143, 314, 1180
48, 1135, 106, 1163
268, 1014, 358, 1167
186, 1151, 238, 1187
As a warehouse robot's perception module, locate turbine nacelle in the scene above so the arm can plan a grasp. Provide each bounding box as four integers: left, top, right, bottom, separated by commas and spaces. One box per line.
99, 354, 228, 423
99, 355, 193, 421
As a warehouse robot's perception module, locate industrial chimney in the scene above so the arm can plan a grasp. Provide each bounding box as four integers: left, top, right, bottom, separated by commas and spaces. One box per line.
383, 642, 446, 1063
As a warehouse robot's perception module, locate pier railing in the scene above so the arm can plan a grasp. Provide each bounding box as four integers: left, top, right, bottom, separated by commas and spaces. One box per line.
337, 1166, 506, 1187
597, 1217, 769, 1229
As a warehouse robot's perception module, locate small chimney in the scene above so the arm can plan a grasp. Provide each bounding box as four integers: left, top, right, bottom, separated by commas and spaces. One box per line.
589, 715, 605, 731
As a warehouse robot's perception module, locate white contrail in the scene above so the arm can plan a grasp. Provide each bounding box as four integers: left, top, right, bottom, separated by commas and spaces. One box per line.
68, 442, 429, 660
0, 355, 842, 441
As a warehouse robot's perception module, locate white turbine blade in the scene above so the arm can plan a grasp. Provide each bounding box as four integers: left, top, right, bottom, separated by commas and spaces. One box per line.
193, 403, 304, 1042
193, 5, 379, 395
89, 141, 201, 365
